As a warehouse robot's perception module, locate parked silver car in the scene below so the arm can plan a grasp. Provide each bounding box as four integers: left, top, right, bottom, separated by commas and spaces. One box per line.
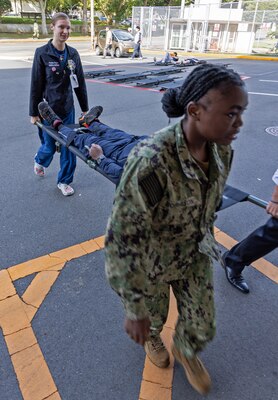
95, 29, 134, 58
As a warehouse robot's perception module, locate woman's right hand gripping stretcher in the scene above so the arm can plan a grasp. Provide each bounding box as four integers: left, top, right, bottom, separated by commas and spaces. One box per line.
31, 116, 41, 124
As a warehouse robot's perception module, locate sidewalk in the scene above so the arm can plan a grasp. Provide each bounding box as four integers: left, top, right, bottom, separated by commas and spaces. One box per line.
1, 36, 278, 61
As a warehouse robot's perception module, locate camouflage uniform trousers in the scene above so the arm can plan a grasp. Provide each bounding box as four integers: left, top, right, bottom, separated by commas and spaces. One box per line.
145, 252, 215, 359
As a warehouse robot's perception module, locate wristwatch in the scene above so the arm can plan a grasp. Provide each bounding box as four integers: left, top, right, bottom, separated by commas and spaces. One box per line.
96, 154, 105, 165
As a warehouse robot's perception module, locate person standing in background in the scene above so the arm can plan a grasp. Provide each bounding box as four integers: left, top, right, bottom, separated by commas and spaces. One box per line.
29, 12, 88, 196
131, 26, 143, 60
103, 27, 114, 59
32, 20, 39, 39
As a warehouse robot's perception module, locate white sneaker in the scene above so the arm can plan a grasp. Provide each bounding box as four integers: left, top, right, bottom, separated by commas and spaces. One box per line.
34, 161, 45, 177
57, 183, 74, 196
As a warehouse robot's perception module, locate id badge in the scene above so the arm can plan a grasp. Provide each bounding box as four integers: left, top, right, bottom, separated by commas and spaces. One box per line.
70, 73, 79, 89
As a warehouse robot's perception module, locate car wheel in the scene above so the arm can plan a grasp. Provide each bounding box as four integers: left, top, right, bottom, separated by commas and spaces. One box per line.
115, 47, 121, 58
95, 46, 101, 56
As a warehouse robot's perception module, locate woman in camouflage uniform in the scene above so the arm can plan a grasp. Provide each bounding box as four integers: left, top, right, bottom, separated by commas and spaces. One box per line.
105, 64, 248, 395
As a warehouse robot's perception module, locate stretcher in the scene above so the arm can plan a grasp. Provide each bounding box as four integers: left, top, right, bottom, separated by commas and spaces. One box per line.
108, 72, 150, 83
36, 122, 268, 209
35, 121, 118, 185
84, 69, 124, 78
150, 62, 187, 68
219, 185, 267, 210
134, 76, 177, 87
107, 68, 185, 84
149, 67, 185, 75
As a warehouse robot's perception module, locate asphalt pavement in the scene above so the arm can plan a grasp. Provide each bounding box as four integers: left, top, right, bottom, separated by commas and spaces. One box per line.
0, 42, 277, 400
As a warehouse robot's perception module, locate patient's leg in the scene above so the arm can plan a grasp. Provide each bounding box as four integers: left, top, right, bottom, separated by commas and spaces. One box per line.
58, 125, 76, 141
86, 121, 135, 139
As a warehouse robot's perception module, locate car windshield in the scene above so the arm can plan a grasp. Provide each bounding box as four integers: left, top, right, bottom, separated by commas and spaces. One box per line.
114, 31, 133, 41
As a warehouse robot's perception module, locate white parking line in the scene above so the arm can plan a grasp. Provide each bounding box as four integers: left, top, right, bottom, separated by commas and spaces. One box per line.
81, 60, 104, 66
248, 91, 278, 96
253, 70, 278, 76
22, 58, 33, 64
259, 79, 278, 83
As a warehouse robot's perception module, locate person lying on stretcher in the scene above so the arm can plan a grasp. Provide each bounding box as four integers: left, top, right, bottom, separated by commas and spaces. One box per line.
153, 52, 207, 66
38, 102, 148, 185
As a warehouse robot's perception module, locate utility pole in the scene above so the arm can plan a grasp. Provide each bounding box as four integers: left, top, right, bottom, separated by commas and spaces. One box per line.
180, 0, 185, 18
91, 0, 95, 49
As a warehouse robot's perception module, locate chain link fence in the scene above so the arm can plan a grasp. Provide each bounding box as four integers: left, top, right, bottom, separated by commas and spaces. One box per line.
132, 1, 278, 54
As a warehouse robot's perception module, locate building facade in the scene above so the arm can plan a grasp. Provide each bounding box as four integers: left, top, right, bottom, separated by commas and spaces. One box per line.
132, 1, 272, 54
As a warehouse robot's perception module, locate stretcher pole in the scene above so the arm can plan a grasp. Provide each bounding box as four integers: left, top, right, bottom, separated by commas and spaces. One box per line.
247, 195, 268, 209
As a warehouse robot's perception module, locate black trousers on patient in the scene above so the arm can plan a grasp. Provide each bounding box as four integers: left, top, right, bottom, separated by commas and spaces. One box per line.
224, 217, 278, 274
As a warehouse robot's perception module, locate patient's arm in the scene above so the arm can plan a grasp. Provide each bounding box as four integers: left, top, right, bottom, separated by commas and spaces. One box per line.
88, 143, 123, 185
89, 144, 103, 159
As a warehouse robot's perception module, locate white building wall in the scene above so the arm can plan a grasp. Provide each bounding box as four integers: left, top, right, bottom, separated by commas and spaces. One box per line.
182, 5, 243, 22
235, 31, 254, 53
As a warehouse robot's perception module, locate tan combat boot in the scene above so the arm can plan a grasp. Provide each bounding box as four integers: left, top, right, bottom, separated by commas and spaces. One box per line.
144, 336, 170, 368
172, 345, 211, 395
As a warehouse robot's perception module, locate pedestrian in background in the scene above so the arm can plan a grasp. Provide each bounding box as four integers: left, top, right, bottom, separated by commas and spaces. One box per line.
29, 12, 88, 196
105, 64, 248, 395
32, 20, 39, 39
103, 27, 114, 59
131, 26, 143, 60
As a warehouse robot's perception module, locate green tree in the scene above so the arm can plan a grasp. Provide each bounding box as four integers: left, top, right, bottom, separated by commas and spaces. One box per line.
31, 0, 85, 36
82, 0, 88, 34
243, 0, 278, 11
30, 0, 48, 35
133, 0, 187, 5
0, 0, 11, 16
94, 0, 193, 24
94, 0, 130, 24
46, 0, 83, 16
241, 0, 278, 23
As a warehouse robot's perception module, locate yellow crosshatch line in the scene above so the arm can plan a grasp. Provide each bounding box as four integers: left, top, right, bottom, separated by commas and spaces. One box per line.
0, 229, 277, 400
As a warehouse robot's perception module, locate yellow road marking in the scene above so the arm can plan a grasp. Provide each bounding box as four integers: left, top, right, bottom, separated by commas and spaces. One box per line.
0, 230, 277, 400
0, 236, 104, 400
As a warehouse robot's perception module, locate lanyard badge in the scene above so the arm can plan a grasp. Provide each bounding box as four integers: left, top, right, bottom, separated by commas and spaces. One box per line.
68, 59, 79, 88
67, 59, 76, 72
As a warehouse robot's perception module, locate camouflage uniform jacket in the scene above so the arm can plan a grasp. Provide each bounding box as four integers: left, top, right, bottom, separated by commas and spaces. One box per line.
105, 121, 232, 320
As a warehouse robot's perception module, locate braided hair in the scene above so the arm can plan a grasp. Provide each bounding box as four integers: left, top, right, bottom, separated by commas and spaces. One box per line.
161, 64, 244, 118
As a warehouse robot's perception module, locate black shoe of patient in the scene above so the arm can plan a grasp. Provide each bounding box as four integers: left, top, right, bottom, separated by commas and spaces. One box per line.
79, 106, 103, 127
38, 102, 62, 129
222, 254, 249, 294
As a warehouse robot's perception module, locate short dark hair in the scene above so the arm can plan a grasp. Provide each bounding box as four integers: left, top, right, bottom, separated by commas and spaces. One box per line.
161, 63, 245, 118
136, 26, 140, 30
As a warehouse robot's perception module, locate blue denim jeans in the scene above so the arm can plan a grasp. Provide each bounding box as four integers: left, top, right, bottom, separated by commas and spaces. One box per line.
132, 43, 142, 59
35, 108, 76, 185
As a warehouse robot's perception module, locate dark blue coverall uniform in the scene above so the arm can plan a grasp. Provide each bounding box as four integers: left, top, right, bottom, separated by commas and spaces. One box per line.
59, 121, 148, 184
